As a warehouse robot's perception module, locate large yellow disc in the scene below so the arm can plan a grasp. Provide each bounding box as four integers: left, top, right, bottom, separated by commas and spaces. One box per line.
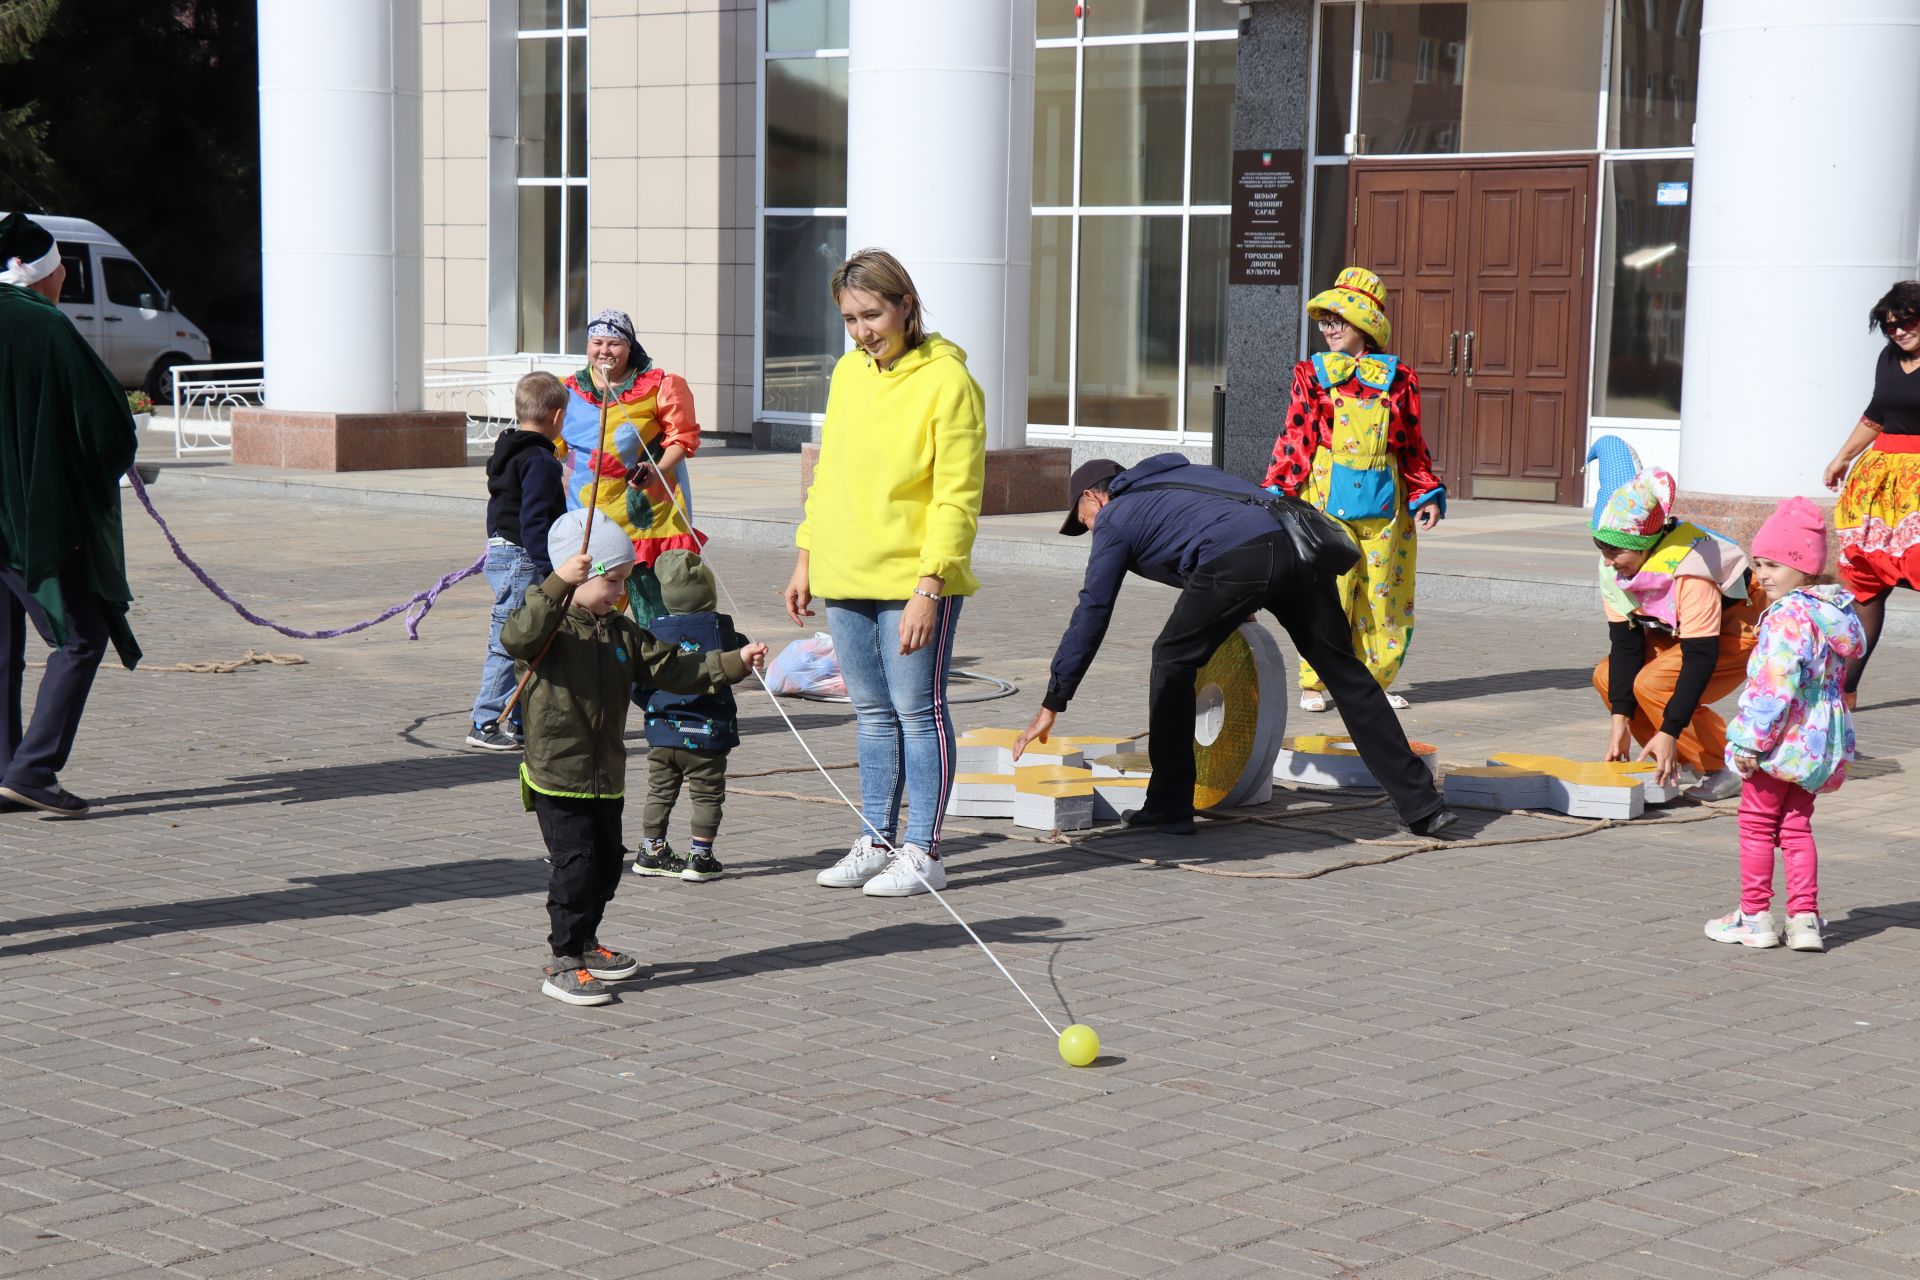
1191, 623, 1288, 810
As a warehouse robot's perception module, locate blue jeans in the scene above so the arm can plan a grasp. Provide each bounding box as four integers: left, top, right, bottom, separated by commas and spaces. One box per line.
471, 543, 540, 729
824, 596, 964, 856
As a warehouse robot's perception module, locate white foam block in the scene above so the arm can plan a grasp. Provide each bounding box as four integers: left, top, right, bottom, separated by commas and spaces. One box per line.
1013, 787, 1094, 832
1273, 736, 1439, 790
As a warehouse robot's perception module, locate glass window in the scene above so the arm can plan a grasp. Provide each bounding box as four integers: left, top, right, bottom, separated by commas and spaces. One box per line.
1185, 216, 1229, 432
1030, 216, 1072, 424
1608, 0, 1699, 149
1034, 47, 1076, 208
1082, 42, 1187, 206
56, 242, 91, 304
1306, 164, 1349, 320
765, 57, 849, 208
517, 38, 562, 178
567, 35, 586, 179
1189, 38, 1236, 205
1038, 5, 1077, 39
1196, 4, 1239, 32
768, 0, 848, 52
762, 214, 847, 415
102, 257, 162, 309
1592, 158, 1691, 420
1085, 0, 1188, 38
517, 13, 586, 353
517, 186, 560, 353
1076, 216, 1182, 430
1357, 0, 1604, 155
1314, 3, 1355, 156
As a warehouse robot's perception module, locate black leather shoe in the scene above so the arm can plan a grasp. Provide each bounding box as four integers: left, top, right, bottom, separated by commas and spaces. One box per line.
1123, 807, 1197, 835
0, 783, 90, 818
1407, 808, 1457, 839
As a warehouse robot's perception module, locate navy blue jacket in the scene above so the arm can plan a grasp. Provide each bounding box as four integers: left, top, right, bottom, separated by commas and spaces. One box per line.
639, 611, 747, 751
1042, 454, 1284, 712
484, 429, 564, 575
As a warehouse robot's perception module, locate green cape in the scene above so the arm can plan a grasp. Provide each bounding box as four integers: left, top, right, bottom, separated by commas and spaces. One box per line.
0, 283, 141, 668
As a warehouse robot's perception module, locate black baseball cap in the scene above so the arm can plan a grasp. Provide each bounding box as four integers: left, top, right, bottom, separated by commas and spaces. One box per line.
1059, 458, 1124, 536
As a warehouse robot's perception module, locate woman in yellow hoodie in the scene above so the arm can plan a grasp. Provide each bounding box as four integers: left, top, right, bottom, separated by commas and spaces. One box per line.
783, 250, 986, 899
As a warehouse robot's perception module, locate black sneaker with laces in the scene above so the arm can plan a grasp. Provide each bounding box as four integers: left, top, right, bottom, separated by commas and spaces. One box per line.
464, 724, 520, 751
680, 850, 726, 881
631, 842, 686, 877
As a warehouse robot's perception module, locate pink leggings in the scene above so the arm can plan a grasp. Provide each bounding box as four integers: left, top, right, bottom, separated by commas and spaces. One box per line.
1737, 772, 1819, 917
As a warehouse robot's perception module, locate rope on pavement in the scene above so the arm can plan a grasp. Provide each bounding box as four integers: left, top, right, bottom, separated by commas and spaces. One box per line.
30, 649, 309, 674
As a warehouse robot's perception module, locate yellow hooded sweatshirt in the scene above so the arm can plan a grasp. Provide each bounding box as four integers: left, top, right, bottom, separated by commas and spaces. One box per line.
796, 332, 986, 600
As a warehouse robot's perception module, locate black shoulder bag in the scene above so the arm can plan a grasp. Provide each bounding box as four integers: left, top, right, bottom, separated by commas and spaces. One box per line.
1131, 479, 1362, 577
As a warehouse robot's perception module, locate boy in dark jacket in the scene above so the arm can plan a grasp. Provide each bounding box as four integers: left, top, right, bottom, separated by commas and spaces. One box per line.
631, 551, 746, 882
468, 372, 570, 750
504, 510, 765, 1006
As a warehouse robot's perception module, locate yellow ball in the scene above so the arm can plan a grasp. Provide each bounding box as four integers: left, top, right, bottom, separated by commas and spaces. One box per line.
1057, 1023, 1100, 1067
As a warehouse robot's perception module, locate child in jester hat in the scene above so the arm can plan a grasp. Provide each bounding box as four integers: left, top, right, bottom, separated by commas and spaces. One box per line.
502, 509, 764, 1007
1590, 466, 1759, 801
1705, 498, 1865, 954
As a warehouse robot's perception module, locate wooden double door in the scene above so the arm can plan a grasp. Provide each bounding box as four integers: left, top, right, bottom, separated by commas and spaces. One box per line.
1349, 160, 1594, 504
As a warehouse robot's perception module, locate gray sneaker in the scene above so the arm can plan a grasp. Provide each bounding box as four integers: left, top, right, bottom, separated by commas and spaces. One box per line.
465, 725, 520, 752
541, 957, 613, 1005
1785, 913, 1826, 952
1685, 768, 1743, 802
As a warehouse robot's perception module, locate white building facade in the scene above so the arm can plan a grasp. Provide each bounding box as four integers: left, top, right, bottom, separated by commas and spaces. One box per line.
392, 0, 1920, 501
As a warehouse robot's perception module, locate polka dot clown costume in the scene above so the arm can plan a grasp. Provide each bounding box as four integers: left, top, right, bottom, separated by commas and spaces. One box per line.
1263, 266, 1445, 700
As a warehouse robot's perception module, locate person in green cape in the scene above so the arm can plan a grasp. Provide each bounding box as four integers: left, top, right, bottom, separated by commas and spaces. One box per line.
0, 212, 142, 817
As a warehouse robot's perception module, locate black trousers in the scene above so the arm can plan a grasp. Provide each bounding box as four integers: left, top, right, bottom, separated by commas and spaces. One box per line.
1146, 531, 1443, 826
1, 561, 110, 792
533, 793, 626, 957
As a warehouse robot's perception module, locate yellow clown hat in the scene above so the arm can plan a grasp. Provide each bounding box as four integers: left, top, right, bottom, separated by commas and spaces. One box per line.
1306, 266, 1392, 350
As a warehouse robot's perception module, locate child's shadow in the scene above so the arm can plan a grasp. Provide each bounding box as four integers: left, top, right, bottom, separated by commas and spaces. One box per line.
1824, 901, 1920, 951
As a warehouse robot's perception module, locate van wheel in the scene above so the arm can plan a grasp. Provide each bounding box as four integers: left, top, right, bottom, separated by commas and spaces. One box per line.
145, 353, 194, 404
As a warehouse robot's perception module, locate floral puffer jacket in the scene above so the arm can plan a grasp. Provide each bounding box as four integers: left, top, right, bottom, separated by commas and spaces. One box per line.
1725, 584, 1867, 793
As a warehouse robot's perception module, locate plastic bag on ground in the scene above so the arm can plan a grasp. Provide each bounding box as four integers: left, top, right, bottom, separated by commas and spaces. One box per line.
766, 632, 846, 698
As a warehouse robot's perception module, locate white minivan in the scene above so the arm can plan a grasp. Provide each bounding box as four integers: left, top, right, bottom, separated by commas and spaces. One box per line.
6, 214, 214, 400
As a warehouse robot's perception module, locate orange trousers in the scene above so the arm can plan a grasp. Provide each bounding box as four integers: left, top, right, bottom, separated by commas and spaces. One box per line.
1590, 599, 1759, 773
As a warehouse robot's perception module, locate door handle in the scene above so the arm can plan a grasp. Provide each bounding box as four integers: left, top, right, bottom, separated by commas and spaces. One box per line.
1446, 331, 1459, 376
104, 315, 123, 323
1463, 331, 1475, 377
73, 314, 93, 321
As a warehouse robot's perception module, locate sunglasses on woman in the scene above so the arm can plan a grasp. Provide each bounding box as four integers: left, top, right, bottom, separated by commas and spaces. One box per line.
1880, 311, 1919, 336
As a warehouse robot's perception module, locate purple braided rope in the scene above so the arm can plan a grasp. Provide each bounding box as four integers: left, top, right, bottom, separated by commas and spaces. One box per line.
124, 469, 486, 640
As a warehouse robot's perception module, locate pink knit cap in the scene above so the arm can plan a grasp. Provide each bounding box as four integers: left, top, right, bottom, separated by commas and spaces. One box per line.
1751, 497, 1828, 575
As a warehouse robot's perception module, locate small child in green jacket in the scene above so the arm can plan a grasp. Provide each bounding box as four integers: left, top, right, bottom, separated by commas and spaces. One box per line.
503, 509, 765, 1006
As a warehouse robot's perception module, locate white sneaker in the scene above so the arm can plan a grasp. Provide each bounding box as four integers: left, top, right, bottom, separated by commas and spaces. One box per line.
1703, 909, 1781, 948
1385, 692, 1409, 710
1785, 912, 1826, 952
861, 844, 945, 897
1299, 690, 1329, 712
1685, 768, 1744, 802
816, 835, 892, 888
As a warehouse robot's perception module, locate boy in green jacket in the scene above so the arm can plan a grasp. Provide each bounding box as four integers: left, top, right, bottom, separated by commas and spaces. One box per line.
505, 509, 765, 1006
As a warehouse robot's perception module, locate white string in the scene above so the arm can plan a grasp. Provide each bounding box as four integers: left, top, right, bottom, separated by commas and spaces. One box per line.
630, 429, 1063, 1039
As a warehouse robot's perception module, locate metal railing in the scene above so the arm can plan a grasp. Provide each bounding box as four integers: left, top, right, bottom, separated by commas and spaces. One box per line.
425, 353, 582, 444
168, 361, 265, 457
164, 355, 587, 456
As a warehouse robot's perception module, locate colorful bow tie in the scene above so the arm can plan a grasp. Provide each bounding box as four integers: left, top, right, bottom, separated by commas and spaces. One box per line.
1313, 351, 1399, 392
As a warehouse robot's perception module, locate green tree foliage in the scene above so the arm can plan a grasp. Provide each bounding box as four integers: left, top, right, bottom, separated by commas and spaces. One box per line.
1, 0, 261, 359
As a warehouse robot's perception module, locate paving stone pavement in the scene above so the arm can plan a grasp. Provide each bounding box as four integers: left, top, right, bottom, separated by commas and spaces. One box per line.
3, 487, 1920, 1279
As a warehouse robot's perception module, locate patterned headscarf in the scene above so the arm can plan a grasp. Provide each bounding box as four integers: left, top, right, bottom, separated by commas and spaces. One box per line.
1592, 466, 1677, 550
585, 309, 650, 370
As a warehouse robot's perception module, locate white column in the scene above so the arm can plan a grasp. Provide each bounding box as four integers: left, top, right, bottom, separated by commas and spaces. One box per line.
1679, 0, 1920, 497
257, 0, 425, 412
845, 0, 1035, 450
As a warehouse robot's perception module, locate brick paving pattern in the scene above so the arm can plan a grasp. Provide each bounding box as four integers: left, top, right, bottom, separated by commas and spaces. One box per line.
3, 487, 1918, 1278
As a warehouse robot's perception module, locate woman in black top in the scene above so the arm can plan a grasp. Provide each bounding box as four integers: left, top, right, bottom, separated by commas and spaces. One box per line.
1825, 280, 1920, 703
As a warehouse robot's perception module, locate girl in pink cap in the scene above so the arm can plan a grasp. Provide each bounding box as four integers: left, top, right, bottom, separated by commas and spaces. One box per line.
1705, 498, 1867, 954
